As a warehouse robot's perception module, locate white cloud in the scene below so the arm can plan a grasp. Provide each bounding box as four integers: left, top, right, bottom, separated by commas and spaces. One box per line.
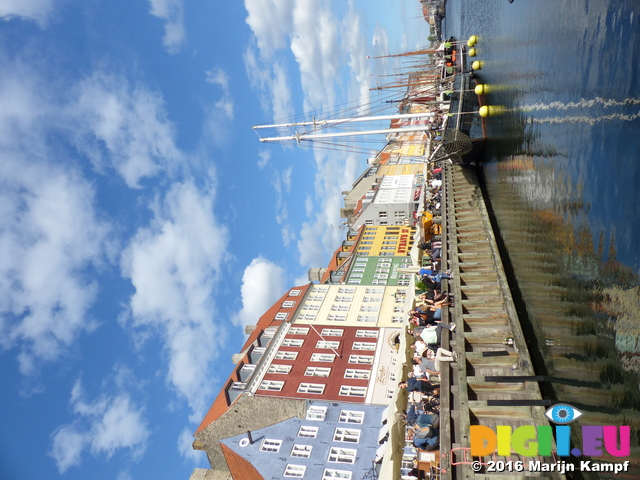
70, 72, 183, 188
257, 150, 271, 169
244, 0, 295, 58
50, 379, 149, 473
120, 178, 229, 420
147, 0, 185, 53
178, 427, 206, 463
205, 67, 234, 120
231, 257, 287, 330
0, 155, 109, 375
0, 0, 56, 26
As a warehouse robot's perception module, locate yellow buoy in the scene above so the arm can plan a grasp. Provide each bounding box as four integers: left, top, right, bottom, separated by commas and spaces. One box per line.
471, 60, 483, 70
479, 105, 504, 117
475, 84, 491, 95
469, 48, 477, 57
467, 35, 478, 47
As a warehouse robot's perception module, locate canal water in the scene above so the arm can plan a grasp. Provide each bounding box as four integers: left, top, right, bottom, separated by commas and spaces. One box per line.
445, 0, 640, 477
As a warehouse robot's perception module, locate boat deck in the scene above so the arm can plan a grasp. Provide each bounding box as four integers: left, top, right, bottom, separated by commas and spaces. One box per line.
437, 164, 565, 479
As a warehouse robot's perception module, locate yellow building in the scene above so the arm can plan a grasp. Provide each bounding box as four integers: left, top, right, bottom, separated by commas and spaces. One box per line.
356, 225, 416, 257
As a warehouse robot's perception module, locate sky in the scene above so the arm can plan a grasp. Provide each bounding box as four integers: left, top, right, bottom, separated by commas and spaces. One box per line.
0, 1, 429, 479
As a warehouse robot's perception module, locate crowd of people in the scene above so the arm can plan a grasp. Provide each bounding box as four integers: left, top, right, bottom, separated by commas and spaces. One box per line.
399, 165, 456, 468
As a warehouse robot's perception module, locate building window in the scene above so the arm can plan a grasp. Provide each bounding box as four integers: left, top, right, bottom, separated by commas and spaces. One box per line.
328, 447, 357, 464
348, 355, 373, 365
339, 385, 367, 397
306, 406, 328, 421
298, 313, 317, 321
259, 380, 284, 391
264, 326, 278, 336
352, 342, 376, 351
316, 340, 340, 349
333, 428, 361, 443
356, 315, 377, 323
275, 312, 289, 320
355, 330, 378, 338
322, 469, 352, 480
284, 464, 306, 478
291, 444, 313, 458
268, 364, 292, 374
240, 364, 256, 373
302, 304, 320, 311
386, 387, 395, 399
339, 410, 365, 424
298, 426, 318, 438
298, 383, 325, 395
308, 295, 324, 302
275, 351, 298, 360
321, 328, 343, 336
282, 339, 304, 347
330, 304, 350, 312
365, 220, 374, 226
392, 316, 404, 323
359, 305, 379, 313
327, 314, 346, 322
379, 212, 387, 218
289, 289, 301, 296
338, 287, 356, 294
334, 295, 353, 302
347, 278, 361, 284
344, 369, 370, 380
282, 300, 296, 308
310, 353, 336, 363
305, 367, 331, 377
362, 296, 382, 303
230, 381, 246, 390
260, 439, 282, 452
289, 327, 310, 335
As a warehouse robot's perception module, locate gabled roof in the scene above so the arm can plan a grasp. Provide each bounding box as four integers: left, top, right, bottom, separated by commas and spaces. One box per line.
220, 444, 265, 480
195, 283, 312, 435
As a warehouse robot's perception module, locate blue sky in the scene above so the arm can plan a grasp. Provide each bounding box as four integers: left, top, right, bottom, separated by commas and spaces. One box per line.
0, 1, 428, 479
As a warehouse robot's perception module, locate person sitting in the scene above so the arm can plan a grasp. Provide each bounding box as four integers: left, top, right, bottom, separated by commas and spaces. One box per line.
398, 375, 438, 394
413, 347, 457, 376
419, 322, 456, 346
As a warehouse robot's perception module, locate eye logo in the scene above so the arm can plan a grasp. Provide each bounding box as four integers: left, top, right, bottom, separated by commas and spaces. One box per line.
545, 404, 583, 424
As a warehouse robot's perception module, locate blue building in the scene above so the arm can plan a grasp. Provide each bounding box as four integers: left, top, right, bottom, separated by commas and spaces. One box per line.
219, 401, 387, 480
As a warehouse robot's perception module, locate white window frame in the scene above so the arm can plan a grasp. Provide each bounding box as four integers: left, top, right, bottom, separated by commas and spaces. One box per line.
330, 304, 350, 312
306, 406, 328, 421
268, 364, 292, 374
316, 340, 340, 349
291, 444, 313, 458
275, 312, 289, 320
355, 330, 378, 338
321, 328, 344, 337
327, 314, 347, 322
289, 327, 310, 335
305, 366, 332, 377
337, 287, 356, 294
284, 464, 306, 478
282, 300, 296, 308
352, 342, 376, 351
298, 426, 318, 438
339, 385, 367, 397
275, 351, 298, 360
344, 369, 370, 380
289, 289, 301, 296
310, 353, 336, 363
260, 438, 282, 452
322, 469, 353, 480
328, 447, 357, 464
298, 383, 325, 395
333, 428, 361, 443
259, 380, 285, 391
338, 410, 365, 424
348, 355, 374, 364
282, 338, 304, 347
356, 315, 377, 323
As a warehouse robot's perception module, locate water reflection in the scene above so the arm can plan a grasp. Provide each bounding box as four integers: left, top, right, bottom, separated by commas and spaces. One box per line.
481, 157, 640, 476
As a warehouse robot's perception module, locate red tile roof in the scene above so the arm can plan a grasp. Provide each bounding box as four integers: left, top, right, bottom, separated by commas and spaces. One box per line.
220, 443, 265, 480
